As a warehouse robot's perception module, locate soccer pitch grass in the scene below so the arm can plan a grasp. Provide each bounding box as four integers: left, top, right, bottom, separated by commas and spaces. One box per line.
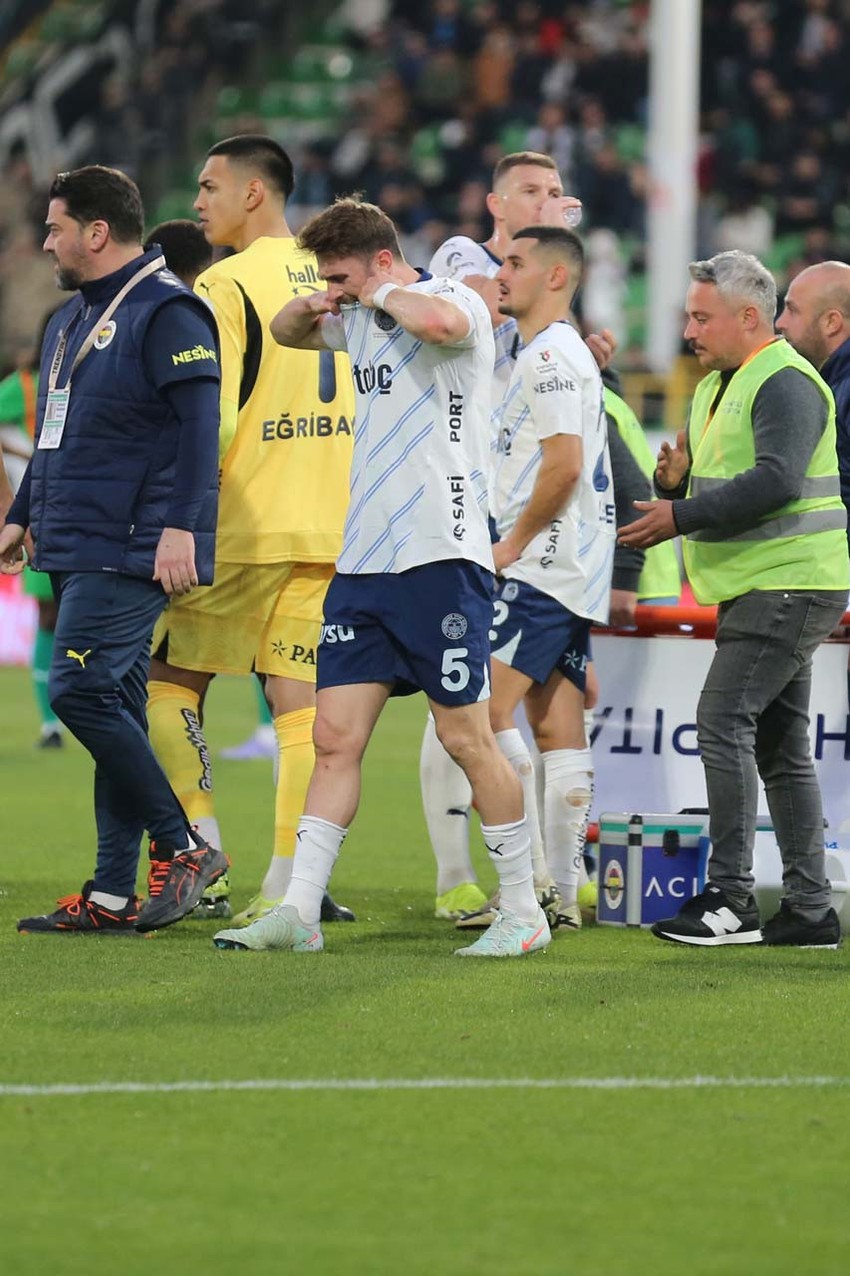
1, 666, 848, 1276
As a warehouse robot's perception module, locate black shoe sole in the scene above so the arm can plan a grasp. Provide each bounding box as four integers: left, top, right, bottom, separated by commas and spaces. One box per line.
17, 925, 150, 937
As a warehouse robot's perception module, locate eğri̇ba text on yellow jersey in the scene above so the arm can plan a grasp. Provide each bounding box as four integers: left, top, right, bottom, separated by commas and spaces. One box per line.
195, 236, 354, 564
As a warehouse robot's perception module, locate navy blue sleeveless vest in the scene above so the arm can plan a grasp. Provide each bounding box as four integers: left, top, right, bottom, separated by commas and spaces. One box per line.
29, 249, 219, 583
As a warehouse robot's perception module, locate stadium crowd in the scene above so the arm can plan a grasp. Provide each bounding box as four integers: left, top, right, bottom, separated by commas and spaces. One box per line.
3, 0, 850, 370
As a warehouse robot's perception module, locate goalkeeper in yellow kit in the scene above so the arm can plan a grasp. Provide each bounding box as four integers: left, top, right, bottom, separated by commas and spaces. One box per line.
146, 135, 355, 924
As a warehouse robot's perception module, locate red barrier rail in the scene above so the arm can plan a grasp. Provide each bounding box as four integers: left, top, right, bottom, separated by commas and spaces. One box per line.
598, 603, 850, 640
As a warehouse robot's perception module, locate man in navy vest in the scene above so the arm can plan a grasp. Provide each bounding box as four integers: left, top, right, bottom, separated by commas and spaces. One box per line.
776, 261, 850, 548
776, 262, 850, 714
0, 164, 227, 934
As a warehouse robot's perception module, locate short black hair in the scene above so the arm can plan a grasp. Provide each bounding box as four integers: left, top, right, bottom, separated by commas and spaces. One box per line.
145, 219, 212, 286
48, 165, 144, 245
513, 225, 585, 274
206, 134, 294, 201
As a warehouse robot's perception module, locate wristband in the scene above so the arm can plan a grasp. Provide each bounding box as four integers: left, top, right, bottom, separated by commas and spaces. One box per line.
372, 282, 398, 311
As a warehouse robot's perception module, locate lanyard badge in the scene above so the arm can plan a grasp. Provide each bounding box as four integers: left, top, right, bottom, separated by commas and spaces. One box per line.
38, 388, 70, 449
36, 254, 166, 451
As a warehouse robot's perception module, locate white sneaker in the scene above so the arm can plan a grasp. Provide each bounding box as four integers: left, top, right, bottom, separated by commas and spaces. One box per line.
551, 901, 582, 932
213, 903, 323, 952
454, 905, 551, 958
454, 891, 499, 931
536, 878, 563, 926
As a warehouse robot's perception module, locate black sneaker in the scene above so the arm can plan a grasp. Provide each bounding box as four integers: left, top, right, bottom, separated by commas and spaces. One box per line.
18, 880, 140, 933
651, 884, 762, 946
320, 892, 355, 923
761, 901, 842, 949
136, 836, 229, 932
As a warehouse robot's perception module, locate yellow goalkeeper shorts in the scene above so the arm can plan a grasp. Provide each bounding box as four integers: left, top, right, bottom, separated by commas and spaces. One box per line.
152, 561, 333, 681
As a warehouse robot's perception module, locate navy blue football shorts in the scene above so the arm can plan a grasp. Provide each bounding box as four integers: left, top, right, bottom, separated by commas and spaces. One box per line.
489, 576, 590, 692
316, 559, 495, 706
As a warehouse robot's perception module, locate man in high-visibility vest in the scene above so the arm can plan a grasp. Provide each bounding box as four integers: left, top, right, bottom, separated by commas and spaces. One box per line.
602, 378, 681, 610
620, 250, 848, 950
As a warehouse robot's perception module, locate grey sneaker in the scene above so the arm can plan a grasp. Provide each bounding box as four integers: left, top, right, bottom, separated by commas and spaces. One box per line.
136, 838, 229, 932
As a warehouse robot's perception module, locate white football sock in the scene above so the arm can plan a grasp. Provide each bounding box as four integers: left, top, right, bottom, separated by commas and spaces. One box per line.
193, 817, 222, 851
495, 728, 548, 887
514, 698, 536, 751
283, 815, 347, 925
420, 713, 476, 894
90, 890, 129, 910
515, 700, 547, 850
261, 855, 293, 899
480, 818, 537, 922
543, 748, 593, 907
581, 709, 596, 888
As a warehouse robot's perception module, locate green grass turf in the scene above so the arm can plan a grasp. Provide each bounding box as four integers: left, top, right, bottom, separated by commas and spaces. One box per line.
1, 665, 849, 1275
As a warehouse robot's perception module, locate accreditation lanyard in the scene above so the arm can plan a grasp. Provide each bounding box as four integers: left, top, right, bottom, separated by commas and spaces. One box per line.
38, 255, 166, 450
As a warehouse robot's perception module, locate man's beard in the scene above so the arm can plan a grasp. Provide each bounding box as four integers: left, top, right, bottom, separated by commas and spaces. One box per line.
55, 265, 85, 290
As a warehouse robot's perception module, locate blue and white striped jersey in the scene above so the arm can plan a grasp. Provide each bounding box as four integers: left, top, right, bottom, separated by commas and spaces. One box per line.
491, 321, 616, 623
428, 236, 517, 415
323, 275, 495, 576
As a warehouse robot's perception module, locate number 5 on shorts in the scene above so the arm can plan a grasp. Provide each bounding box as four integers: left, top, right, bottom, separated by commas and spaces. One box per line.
441, 647, 470, 692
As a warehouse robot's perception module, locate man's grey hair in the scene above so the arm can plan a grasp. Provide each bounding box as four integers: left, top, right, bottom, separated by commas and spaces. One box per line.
688, 250, 777, 324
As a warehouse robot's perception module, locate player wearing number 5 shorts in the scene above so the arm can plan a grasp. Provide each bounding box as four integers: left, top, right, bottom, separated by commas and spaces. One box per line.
213, 196, 549, 957
142, 136, 355, 930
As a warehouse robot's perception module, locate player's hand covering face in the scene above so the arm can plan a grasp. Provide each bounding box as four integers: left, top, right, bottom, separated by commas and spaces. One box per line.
318, 254, 377, 307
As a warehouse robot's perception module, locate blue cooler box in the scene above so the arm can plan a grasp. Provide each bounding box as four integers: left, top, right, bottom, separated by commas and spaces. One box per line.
597, 813, 711, 927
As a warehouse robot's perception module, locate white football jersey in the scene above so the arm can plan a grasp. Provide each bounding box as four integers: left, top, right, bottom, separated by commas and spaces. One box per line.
323, 274, 495, 575
428, 236, 518, 411
491, 320, 616, 623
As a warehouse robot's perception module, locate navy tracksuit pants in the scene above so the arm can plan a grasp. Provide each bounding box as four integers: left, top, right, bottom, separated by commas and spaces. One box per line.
48, 572, 189, 896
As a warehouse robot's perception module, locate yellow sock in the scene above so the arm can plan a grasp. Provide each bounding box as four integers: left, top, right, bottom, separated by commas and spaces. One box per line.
147, 680, 216, 827
272, 706, 316, 860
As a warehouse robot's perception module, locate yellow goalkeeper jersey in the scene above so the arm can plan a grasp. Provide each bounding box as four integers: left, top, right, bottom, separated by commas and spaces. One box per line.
195, 236, 354, 564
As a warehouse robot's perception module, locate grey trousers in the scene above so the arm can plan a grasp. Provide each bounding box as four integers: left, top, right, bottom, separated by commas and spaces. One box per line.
697, 588, 847, 921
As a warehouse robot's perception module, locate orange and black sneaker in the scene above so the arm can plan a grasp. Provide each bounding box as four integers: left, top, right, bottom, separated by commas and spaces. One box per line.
136, 835, 229, 933
146, 847, 172, 903
17, 881, 140, 933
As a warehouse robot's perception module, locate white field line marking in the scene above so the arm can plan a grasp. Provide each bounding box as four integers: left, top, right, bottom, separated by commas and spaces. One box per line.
0, 1076, 848, 1098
